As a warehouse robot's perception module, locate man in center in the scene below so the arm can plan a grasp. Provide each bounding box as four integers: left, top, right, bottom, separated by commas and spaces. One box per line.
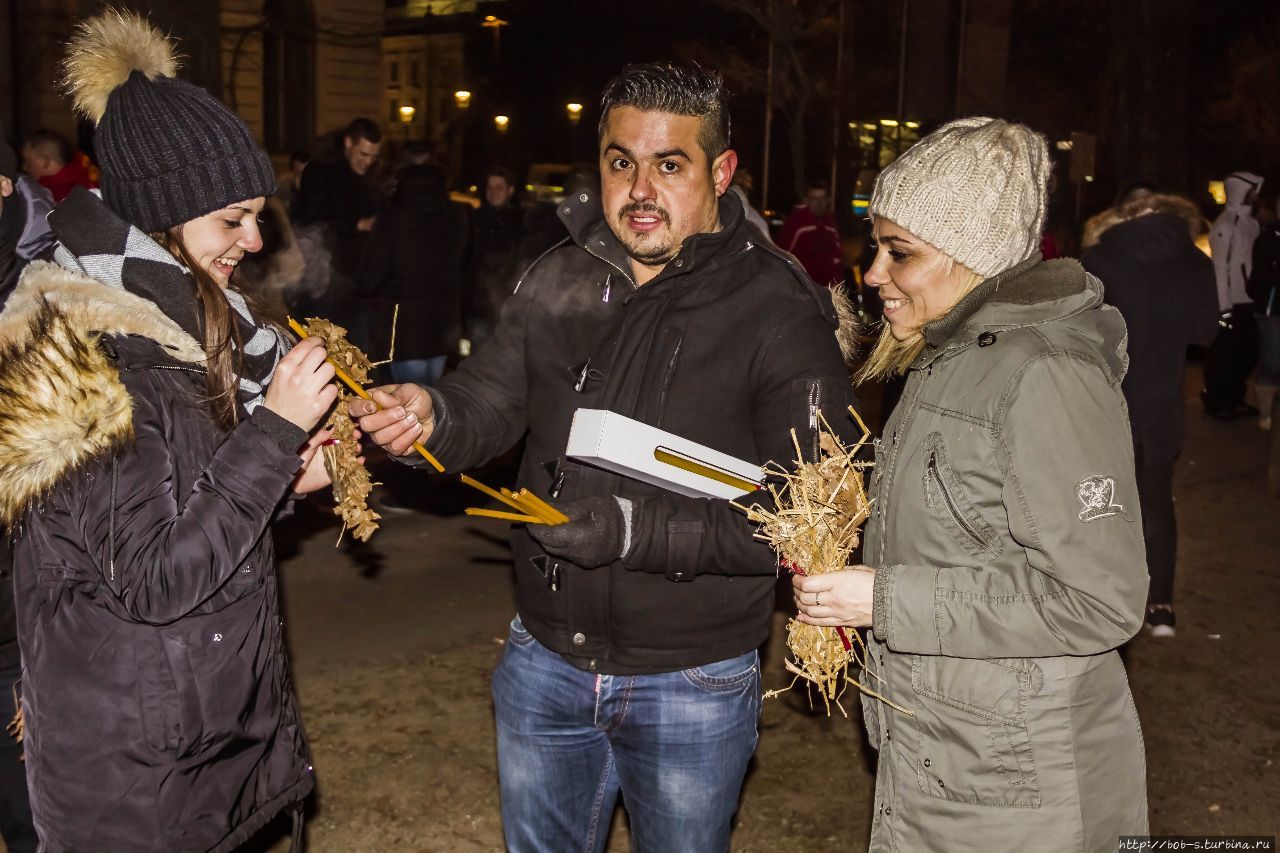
354, 63, 856, 852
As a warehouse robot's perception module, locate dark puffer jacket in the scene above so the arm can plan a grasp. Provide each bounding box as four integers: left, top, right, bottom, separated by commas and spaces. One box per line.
422, 190, 859, 674
0, 262, 313, 852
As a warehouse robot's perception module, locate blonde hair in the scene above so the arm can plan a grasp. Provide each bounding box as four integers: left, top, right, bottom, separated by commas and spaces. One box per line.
856, 254, 983, 383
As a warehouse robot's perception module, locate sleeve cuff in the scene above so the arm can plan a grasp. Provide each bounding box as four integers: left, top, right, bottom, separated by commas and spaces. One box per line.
872, 563, 896, 646
247, 407, 307, 455
873, 563, 945, 655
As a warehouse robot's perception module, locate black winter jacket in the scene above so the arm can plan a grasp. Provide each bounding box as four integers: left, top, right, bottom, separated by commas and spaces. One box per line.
1081, 209, 1219, 439
0, 262, 313, 851
357, 165, 468, 360
423, 190, 858, 673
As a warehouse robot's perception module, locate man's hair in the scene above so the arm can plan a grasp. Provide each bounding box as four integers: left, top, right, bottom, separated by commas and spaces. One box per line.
25, 128, 73, 166
805, 179, 831, 194
289, 150, 310, 168
485, 165, 515, 187
598, 63, 730, 162
400, 140, 433, 166
344, 117, 382, 145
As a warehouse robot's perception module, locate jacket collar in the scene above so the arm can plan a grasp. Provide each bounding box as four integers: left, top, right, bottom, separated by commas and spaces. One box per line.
556, 188, 751, 287
917, 257, 1102, 366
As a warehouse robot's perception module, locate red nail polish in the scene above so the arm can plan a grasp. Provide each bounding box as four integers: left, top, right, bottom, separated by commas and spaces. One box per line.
321, 438, 339, 446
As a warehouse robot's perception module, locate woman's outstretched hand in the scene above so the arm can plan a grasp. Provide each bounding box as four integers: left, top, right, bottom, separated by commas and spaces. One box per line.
793, 566, 876, 628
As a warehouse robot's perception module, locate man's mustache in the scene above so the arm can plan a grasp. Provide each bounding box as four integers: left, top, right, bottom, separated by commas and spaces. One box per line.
618, 203, 670, 224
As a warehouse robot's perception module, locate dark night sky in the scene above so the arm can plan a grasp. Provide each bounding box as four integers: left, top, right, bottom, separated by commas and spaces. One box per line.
449, 0, 1280, 217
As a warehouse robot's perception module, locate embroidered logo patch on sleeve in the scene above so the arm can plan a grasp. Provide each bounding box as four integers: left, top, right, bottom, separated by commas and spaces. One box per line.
1076, 475, 1132, 522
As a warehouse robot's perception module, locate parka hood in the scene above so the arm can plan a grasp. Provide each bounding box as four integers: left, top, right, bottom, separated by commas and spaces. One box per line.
1081, 192, 1207, 250
1224, 171, 1264, 210
0, 260, 203, 525
921, 257, 1129, 380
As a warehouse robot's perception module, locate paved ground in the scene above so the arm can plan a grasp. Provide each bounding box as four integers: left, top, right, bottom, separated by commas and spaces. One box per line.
241, 367, 1280, 851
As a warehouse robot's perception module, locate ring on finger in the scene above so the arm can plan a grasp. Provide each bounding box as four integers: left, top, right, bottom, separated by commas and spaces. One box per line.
815, 592, 822, 607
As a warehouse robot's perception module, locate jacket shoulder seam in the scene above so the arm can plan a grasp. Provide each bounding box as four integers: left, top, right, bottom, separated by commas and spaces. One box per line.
511, 236, 573, 296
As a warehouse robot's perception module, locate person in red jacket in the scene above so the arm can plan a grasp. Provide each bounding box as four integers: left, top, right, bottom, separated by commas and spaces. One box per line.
21, 128, 98, 203
778, 180, 843, 286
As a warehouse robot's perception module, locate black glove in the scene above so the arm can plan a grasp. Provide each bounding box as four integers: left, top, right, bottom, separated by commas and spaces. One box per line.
528, 495, 630, 569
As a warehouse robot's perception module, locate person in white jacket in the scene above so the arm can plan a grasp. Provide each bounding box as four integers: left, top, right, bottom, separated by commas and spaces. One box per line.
1204, 171, 1264, 419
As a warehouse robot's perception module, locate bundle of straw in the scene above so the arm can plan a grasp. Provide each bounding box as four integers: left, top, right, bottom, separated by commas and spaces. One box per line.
736, 407, 905, 717
295, 318, 381, 544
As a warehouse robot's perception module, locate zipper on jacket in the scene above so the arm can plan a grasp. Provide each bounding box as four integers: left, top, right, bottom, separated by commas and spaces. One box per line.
927, 451, 985, 547
807, 380, 821, 461
584, 243, 637, 292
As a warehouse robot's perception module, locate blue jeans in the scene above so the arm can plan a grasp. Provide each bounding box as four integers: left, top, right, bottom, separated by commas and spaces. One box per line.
492, 617, 761, 853
388, 356, 446, 387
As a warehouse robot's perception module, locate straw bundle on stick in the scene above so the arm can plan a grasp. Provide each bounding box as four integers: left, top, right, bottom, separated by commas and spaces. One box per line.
735, 407, 908, 717
299, 318, 380, 543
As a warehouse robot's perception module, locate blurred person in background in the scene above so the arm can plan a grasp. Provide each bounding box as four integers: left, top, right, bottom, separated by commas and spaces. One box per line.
1203, 171, 1264, 420
778, 179, 843, 286
21, 128, 97, 203
464, 165, 524, 352
293, 117, 383, 343
1249, 186, 1280, 430
1081, 187, 1219, 637
358, 162, 467, 386
0, 123, 39, 853
0, 127, 55, 296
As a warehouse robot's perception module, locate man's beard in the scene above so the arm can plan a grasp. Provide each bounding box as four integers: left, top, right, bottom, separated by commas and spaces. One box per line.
616, 202, 676, 265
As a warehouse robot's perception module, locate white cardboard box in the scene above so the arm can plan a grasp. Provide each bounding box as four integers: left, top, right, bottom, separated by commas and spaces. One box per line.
565, 408, 764, 500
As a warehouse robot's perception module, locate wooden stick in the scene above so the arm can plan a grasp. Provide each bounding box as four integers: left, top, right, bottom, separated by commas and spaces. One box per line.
464, 507, 546, 524
287, 317, 445, 473
517, 488, 570, 524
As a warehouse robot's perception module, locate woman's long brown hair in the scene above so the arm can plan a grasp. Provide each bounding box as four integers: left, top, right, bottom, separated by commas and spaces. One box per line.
153, 230, 244, 431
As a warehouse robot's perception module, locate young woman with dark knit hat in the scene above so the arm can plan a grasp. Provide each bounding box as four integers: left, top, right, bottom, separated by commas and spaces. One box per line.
792, 118, 1150, 851
0, 11, 339, 850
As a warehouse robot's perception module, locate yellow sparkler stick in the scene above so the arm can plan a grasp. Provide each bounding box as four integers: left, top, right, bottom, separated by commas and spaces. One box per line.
465, 507, 546, 524
516, 489, 570, 524
500, 487, 555, 524
287, 316, 445, 473
459, 475, 534, 516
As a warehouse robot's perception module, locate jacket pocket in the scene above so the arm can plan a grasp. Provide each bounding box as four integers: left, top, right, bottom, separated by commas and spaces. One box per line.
682, 649, 759, 694
921, 433, 1003, 563
910, 655, 1042, 808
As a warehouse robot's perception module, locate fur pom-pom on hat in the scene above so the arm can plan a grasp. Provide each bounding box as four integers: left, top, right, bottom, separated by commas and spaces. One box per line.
62, 8, 179, 125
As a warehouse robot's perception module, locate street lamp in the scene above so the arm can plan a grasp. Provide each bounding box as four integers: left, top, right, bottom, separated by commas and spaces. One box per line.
566, 102, 583, 125
494, 114, 510, 133
454, 90, 471, 110
398, 104, 415, 124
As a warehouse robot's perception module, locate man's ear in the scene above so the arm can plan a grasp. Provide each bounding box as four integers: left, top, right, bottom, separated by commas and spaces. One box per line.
0, 177, 12, 199
712, 149, 738, 198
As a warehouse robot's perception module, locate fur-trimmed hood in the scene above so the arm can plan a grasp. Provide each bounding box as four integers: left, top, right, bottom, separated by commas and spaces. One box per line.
0, 260, 203, 525
1081, 193, 1208, 249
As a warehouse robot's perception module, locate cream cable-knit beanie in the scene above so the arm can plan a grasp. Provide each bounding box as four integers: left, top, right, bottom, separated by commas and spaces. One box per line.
870, 117, 1050, 278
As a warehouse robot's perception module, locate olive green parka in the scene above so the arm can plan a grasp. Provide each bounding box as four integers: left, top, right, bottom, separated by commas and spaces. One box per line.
862, 257, 1149, 852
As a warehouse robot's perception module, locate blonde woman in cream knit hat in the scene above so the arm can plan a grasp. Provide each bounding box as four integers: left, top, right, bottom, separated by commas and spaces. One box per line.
793, 118, 1150, 851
